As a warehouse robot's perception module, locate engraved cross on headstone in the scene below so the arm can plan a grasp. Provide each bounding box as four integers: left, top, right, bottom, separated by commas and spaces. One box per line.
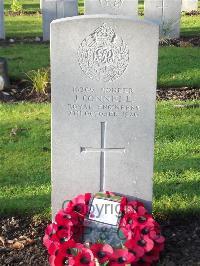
81, 122, 125, 192
154, 0, 169, 22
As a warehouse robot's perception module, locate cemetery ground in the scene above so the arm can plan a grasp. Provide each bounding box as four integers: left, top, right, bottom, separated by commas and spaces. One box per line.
0, 1, 200, 266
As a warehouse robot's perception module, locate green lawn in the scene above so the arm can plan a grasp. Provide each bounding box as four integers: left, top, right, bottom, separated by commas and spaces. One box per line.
0, 101, 199, 218
181, 15, 200, 37
158, 47, 200, 88
0, 44, 49, 79
154, 101, 200, 217
0, 44, 199, 88
0, 103, 51, 217
5, 14, 42, 38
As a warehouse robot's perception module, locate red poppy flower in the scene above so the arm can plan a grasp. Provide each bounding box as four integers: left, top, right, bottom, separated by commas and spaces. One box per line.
110, 249, 136, 265
64, 194, 90, 217
149, 230, 165, 245
136, 231, 154, 253
49, 255, 56, 266
56, 210, 78, 227
58, 239, 80, 254
44, 223, 59, 245
124, 200, 145, 214
43, 223, 60, 255
125, 237, 145, 260
120, 213, 135, 229
119, 213, 135, 240
54, 251, 75, 266
154, 242, 165, 252
143, 245, 161, 263
74, 248, 95, 266
129, 213, 155, 231
115, 224, 132, 243
91, 243, 113, 263
56, 223, 73, 243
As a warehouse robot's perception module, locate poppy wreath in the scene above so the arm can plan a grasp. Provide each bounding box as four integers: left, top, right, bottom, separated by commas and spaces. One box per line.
43, 192, 165, 266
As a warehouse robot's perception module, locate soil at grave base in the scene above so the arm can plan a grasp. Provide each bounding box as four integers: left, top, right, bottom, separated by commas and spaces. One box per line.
0, 81, 200, 103
5, 11, 41, 16
0, 216, 200, 266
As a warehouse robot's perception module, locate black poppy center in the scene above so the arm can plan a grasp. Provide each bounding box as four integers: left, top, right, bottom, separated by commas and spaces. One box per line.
64, 214, 72, 219
146, 250, 153, 256
97, 251, 106, 259
138, 216, 147, 223
118, 257, 127, 263
129, 249, 136, 255
74, 204, 82, 212
60, 237, 68, 243
80, 257, 90, 264
142, 228, 149, 235
66, 248, 72, 255
63, 258, 69, 265
127, 218, 133, 224
138, 239, 146, 247
138, 258, 145, 264
58, 225, 65, 230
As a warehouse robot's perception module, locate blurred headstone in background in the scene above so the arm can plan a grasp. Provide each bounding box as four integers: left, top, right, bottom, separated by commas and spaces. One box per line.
0, 58, 10, 89
42, 0, 78, 41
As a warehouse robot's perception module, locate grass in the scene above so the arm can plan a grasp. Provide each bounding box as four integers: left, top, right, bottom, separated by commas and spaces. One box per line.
158, 47, 200, 88
5, 14, 42, 38
0, 44, 49, 79
154, 101, 200, 217
0, 101, 199, 217
181, 15, 200, 37
0, 44, 199, 88
0, 103, 51, 217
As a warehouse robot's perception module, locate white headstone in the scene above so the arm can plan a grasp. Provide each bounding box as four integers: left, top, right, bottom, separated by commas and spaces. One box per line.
181, 0, 198, 11
144, 0, 182, 38
0, 0, 5, 40
85, 0, 138, 17
42, 0, 78, 41
51, 15, 159, 217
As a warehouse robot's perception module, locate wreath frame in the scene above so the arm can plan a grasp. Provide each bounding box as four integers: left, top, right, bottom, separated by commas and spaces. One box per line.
43, 192, 165, 266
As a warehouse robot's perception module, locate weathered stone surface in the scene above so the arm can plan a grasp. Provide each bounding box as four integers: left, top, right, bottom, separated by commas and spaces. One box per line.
0, 0, 5, 40
144, 0, 182, 38
85, 0, 138, 17
181, 0, 198, 12
42, 0, 78, 41
51, 15, 159, 217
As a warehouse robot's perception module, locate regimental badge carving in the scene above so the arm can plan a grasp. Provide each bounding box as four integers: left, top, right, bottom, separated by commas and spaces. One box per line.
99, 0, 124, 8
77, 23, 129, 82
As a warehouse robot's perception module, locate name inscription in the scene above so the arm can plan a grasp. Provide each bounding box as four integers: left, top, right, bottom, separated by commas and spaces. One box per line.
67, 86, 141, 119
